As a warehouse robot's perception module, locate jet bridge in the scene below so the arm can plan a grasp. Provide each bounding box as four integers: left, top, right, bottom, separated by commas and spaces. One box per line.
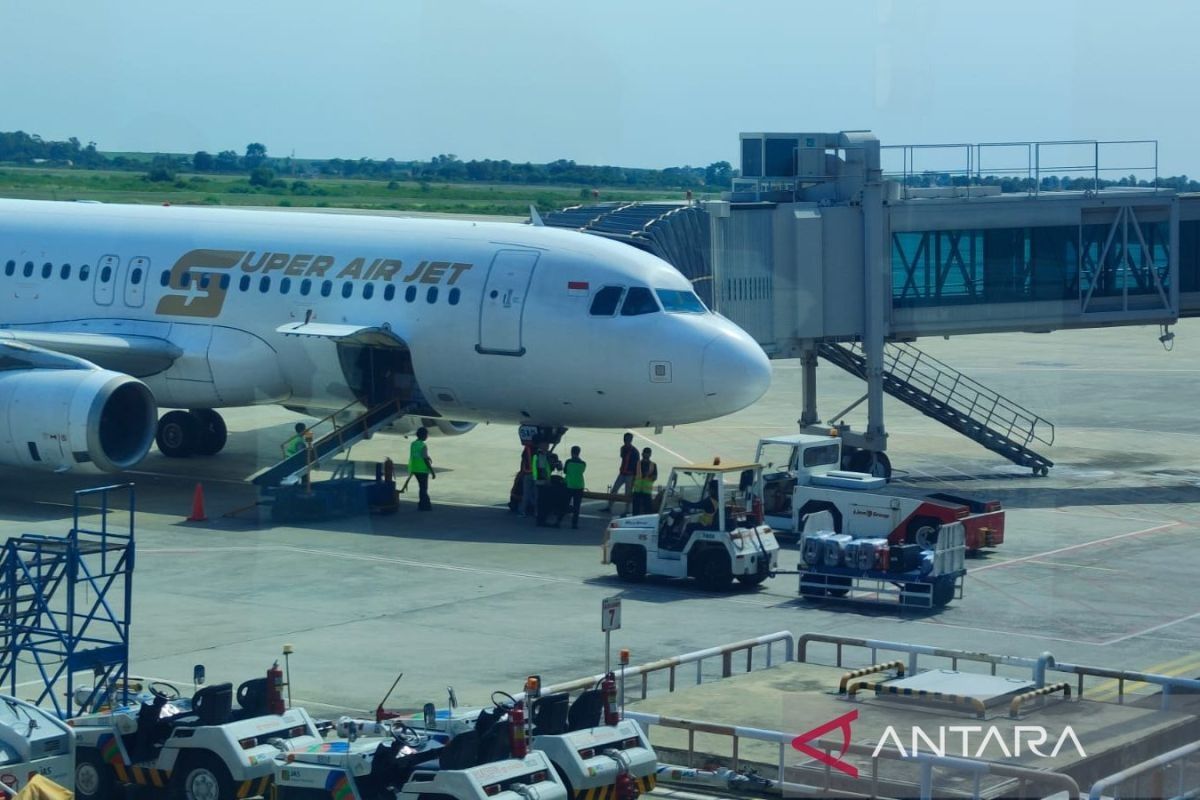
547, 132, 1200, 475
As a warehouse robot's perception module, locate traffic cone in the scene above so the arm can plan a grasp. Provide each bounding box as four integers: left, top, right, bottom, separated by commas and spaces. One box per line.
188, 483, 208, 522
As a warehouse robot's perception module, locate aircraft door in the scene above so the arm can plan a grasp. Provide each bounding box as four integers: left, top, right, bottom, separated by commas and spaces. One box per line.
477, 249, 539, 356
93, 254, 120, 306
123, 256, 149, 308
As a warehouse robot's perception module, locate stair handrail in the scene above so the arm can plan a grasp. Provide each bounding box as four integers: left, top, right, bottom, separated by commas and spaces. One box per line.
276, 399, 363, 458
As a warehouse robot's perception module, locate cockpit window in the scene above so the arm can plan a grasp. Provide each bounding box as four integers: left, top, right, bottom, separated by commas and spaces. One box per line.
620, 286, 659, 316
656, 288, 707, 313
589, 285, 624, 316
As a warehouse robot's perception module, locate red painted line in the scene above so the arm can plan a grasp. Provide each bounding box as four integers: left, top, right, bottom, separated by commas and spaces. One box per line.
968, 522, 1181, 573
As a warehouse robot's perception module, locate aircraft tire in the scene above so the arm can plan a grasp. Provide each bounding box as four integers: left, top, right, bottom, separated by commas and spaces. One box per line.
156, 410, 199, 458
190, 409, 228, 456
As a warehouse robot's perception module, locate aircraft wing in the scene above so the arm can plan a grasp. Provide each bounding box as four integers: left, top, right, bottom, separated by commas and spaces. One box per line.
0, 329, 182, 377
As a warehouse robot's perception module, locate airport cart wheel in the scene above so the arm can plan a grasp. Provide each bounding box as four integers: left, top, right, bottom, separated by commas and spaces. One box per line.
932, 575, 956, 607
737, 571, 769, 587
906, 516, 941, 548
871, 452, 893, 481
173, 753, 235, 800
613, 546, 647, 583
696, 551, 733, 591
826, 576, 852, 598
74, 747, 114, 800
190, 409, 228, 456
156, 410, 200, 458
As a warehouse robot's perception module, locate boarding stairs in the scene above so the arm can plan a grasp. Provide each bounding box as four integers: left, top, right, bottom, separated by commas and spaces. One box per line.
817, 341, 1055, 474
250, 397, 412, 487
0, 485, 134, 716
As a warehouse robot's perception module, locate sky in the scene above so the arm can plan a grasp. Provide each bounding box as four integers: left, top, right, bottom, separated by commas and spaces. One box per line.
2, 0, 1198, 177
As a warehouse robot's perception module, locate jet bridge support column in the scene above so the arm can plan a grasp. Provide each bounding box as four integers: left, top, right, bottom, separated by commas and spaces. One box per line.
799, 346, 820, 428
848, 133, 889, 454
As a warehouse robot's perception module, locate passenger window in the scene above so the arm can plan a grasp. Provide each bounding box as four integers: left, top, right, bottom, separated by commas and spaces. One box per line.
100, 266, 112, 283
280, 277, 291, 295
448, 288, 460, 305
180, 272, 191, 287
300, 278, 312, 296
590, 286, 624, 316
341, 282, 353, 298
219, 274, 230, 290
60, 264, 71, 280
23, 262, 33, 277
200, 273, 210, 289
79, 265, 90, 281
384, 284, 395, 301
239, 275, 251, 291
405, 286, 417, 302
4, 260, 13, 277
321, 281, 332, 297
259, 276, 271, 293
363, 283, 374, 299
41, 262, 51, 279
426, 286, 438, 303
620, 286, 659, 316
131, 268, 143, 285
160, 270, 170, 287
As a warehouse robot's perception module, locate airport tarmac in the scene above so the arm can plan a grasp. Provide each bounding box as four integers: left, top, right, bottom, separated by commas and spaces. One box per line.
2, 320, 1200, 724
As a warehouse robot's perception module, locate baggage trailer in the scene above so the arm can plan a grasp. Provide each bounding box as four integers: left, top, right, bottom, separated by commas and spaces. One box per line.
0, 695, 75, 795
755, 434, 1004, 552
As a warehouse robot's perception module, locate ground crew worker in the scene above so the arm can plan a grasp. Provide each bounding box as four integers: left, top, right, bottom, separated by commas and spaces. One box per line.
408, 427, 435, 511
631, 447, 657, 515
531, 444, 552, 525
284, 422, 307, 456
519, 444, 535, 516
604, 432, 639, 516
563, 446, 587, 529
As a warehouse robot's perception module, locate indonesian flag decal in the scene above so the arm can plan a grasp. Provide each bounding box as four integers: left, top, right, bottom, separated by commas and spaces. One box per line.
567, 280, 590, 296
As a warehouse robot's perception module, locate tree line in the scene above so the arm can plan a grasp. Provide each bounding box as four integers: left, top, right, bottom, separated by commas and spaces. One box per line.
0, 130, 737, 191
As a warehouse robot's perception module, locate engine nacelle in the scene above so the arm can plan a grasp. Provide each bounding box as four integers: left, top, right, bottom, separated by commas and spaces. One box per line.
0, 369, 157, 473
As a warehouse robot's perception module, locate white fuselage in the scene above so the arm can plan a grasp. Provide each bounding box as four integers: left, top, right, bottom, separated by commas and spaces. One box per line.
0, 199, 770, 429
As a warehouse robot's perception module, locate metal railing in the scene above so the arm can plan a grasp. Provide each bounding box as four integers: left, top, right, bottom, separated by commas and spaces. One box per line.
1088, 739, 1200, 800
882, 138, 1160, 200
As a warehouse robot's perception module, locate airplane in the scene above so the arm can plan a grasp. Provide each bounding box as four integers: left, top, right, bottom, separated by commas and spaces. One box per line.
0, 198, 771, 477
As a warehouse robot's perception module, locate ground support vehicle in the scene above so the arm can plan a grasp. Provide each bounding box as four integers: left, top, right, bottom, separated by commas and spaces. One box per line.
391, 677, 656, 800
602, 463, 779, 591
70, 664, 322, 800
0, 695, 74, 795
796, 517, 967, 608
755, 434, 1004, 552
275, 730, 567, 800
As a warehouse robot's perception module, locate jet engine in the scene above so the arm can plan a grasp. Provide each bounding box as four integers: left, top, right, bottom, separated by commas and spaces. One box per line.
0, 368, 157, 473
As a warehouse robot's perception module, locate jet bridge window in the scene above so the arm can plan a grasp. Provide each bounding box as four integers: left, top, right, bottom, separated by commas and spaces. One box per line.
656, 289, 707, 313
589, 285, 625, 316
620, 286, 660, 316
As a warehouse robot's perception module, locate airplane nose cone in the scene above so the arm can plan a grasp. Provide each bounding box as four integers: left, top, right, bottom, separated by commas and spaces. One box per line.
701, 330, 772, 416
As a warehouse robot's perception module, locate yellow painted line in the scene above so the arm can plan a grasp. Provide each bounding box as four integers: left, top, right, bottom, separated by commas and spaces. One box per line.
1087, 653, 1200, 701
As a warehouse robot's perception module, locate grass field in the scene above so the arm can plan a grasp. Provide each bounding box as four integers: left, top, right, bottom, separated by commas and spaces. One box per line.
0, 166, 706, 216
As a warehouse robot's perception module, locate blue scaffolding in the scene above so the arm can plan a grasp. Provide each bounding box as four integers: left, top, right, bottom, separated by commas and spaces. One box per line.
0, 484, 134, 717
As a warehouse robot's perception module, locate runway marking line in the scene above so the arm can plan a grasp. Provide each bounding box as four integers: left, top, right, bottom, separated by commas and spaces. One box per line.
968, 521, 1182, 574
1086, 652, 1200, 700
1101, 608, 1200, 647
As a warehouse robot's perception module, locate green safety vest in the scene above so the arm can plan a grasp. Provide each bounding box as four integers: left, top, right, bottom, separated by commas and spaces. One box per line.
408, 440, 429, 474
564, 458, 586, 490
633, 461, 656, 494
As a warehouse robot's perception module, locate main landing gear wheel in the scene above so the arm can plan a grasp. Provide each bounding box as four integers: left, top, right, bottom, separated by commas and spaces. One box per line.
156, 410, 199, 458
190, 409, 228, 456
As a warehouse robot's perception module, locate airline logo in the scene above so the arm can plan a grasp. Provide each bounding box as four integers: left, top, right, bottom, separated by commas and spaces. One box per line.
155, 248, 473, 319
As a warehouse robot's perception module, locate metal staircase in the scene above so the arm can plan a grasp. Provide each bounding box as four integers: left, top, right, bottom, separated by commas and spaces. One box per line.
0, 484, 134, 716
250, 397, 411, 487
818, 341, 1055, 474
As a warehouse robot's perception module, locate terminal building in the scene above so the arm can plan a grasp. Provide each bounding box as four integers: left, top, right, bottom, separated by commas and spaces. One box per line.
544, 132, 1200, 477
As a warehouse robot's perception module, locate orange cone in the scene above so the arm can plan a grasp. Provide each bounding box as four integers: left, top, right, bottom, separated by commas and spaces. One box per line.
188, 483, 208, 522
